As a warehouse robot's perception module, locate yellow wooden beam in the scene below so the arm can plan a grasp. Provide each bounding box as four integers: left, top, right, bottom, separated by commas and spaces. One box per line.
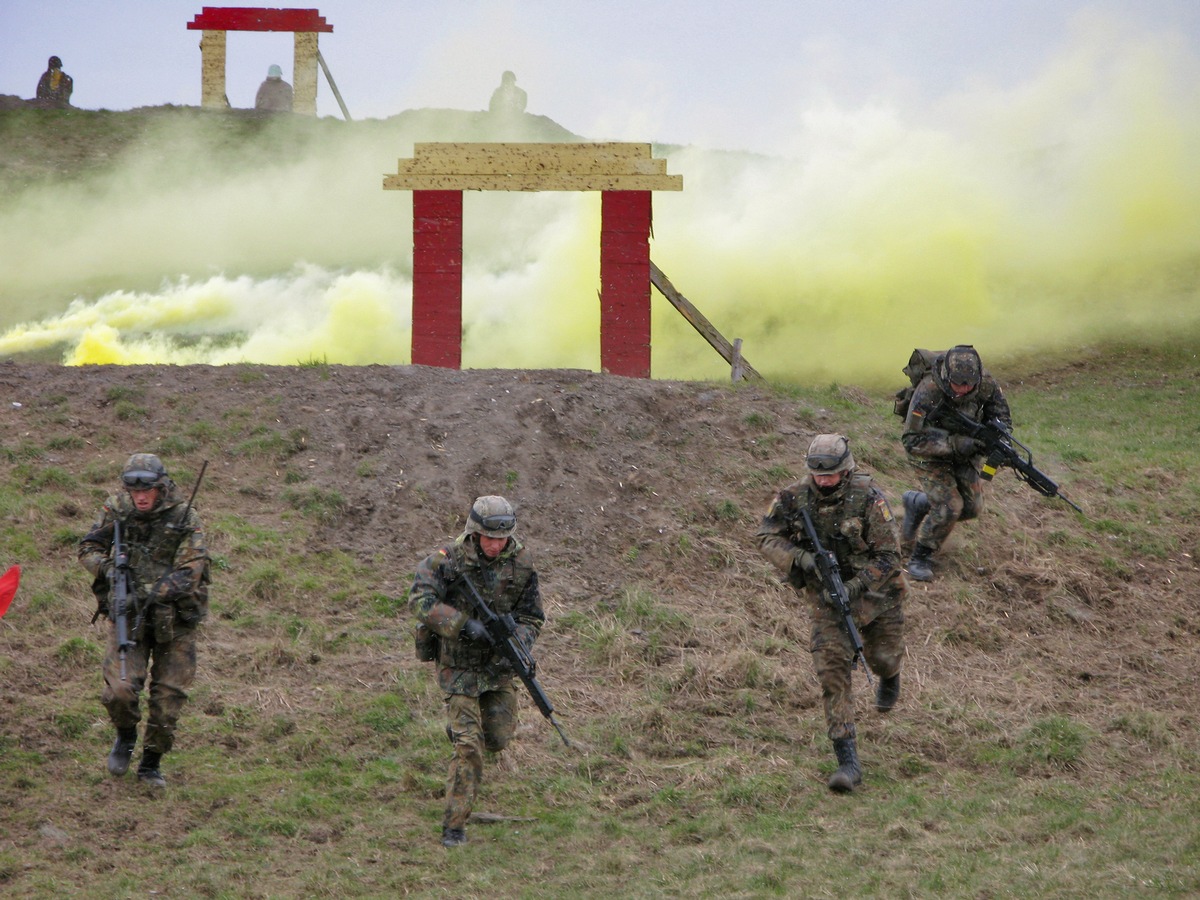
384, 173, 681, 191
384, 142, 682, 192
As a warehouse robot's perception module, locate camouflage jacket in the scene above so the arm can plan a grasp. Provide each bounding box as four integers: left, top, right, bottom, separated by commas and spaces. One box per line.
78, 482, 211, 630
902, 368, 1012, 467
757, 472, 904, 622
409, 533, 544, 697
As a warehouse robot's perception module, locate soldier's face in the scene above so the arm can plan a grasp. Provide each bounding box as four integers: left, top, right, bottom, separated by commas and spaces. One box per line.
949, 381, 975, 397
128, 487, 159, 512
813, 472, 844, 490
478, 535, 508, 558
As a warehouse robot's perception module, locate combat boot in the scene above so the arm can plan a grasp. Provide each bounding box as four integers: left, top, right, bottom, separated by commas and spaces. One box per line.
828, 738, 863, 793
107, 727, 138, 776
876, 673, 901, 712
441, 826, 468, 848
137, 750, 166, 788
906, 544, 935, 582
901, 490, 930, 546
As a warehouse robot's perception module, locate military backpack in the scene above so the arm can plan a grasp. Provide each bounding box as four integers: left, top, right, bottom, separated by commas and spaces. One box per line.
892, 348, 943, 419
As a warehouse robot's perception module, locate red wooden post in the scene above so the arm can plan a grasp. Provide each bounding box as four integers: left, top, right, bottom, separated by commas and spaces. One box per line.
600, 191, 652, 377
412, 190, 463, 368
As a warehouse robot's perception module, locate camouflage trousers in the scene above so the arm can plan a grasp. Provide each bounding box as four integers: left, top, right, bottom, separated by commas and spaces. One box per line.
810, 602, 905, 741
101, 620, 197, 755
912, 460, 985, 551
443, 688, 518, 830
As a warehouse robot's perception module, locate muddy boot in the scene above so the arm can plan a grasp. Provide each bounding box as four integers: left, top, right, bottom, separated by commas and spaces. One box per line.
828, 738, 863, 793
441, 826, 468, 848
901, 490, 929, 546
137, 750, 166, 788
876, 673, 901, 712
906, 543, 935, 582
107, 728, 138, 776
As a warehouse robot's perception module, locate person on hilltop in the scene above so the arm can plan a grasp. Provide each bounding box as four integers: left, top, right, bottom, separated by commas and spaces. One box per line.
409, 496, 545, 848
255, 64, 293, 112
35, 55, 73, 108
898, 344, 1012, 581
78, 454, 210, 788
757, 434, 907, 793
488, 70, 527, 115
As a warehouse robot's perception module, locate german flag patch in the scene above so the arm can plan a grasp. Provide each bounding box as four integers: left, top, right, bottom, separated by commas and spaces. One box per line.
876, 496, 894, 522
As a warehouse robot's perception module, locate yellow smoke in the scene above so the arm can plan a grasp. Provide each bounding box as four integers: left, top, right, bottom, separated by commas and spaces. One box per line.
1, 18, 1198, 383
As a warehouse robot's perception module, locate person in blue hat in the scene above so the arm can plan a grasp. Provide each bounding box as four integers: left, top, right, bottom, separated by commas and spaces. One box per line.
255, 64, 293, 111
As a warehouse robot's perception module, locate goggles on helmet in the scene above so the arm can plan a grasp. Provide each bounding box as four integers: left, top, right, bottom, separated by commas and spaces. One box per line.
470, 509, 515, 532
122, 471, 161, 489
807, 445, 850, 472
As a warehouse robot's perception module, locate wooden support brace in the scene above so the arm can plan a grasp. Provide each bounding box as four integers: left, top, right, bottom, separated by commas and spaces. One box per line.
650, 262, 765, 383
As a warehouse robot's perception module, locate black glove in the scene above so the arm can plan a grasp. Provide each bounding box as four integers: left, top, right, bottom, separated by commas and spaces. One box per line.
152, 570, 192, 603
951, 435, 983, 457
460, 618, 494, 646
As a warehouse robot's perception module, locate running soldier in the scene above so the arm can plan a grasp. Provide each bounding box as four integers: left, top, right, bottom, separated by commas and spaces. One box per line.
409, 496, 544, 847
758, 434, 906, 792
79, 454, 210, 787
900, 344, 1012, 581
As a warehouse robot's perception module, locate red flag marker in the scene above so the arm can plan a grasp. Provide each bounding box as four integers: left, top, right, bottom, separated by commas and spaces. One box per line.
0, 565, 21, 618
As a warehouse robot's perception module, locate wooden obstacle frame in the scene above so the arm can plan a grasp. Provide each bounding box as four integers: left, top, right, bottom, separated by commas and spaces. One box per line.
187, 6, 332, 115
384, 142, 683, 378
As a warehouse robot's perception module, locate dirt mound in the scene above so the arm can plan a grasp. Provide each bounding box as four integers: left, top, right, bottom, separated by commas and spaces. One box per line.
2, 355, 1199, 894
2, 358, 1194, 743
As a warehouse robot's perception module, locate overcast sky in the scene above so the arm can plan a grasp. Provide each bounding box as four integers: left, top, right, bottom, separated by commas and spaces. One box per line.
4, 1, 1199, 154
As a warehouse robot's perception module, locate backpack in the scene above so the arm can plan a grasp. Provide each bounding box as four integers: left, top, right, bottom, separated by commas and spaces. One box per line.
892, 348, 943, 418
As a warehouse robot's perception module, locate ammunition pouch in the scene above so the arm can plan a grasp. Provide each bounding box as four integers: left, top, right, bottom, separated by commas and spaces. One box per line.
414, 622, 440, 662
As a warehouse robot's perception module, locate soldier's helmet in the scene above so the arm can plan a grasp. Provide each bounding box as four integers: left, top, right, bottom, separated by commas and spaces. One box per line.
49, 56, 62, 69
806, 434, 855, 475
121, 453, 168, 490
465, 495, 517, 539
267, 64, 283, 79
943, 344, 982, 392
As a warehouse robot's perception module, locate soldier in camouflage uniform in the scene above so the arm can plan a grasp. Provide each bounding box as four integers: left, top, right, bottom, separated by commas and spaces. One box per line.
409, 496, 544, 848
757, 434, 906, 792
900, 345, 1012, 581
79, 454, 210, 788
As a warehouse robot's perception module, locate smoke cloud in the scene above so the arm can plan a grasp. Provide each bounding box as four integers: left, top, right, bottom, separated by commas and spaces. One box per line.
2, 18, 1198, 384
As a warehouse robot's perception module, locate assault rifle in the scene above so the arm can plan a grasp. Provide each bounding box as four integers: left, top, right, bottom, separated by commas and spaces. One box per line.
939, 408, 1083, 514
460, 574, 571, 748
110, 519, 135, 681
798, 508, 873, 686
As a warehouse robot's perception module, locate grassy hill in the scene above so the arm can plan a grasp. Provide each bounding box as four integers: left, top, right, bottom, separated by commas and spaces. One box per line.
0, 341, 1197, 897
0, 108, 1198, 897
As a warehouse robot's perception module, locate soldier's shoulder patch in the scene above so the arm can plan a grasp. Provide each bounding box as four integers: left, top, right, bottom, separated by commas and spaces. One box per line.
875, 495, 894, 522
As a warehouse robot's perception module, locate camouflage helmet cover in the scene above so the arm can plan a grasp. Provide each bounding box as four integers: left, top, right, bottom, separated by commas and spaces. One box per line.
806, 433, 855, 475
943, 344, 982, 390
465, 495, 517, 538
121, 453, 168, 490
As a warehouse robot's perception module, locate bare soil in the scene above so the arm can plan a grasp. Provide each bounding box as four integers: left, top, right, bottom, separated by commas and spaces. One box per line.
3, 358, 1196, 752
